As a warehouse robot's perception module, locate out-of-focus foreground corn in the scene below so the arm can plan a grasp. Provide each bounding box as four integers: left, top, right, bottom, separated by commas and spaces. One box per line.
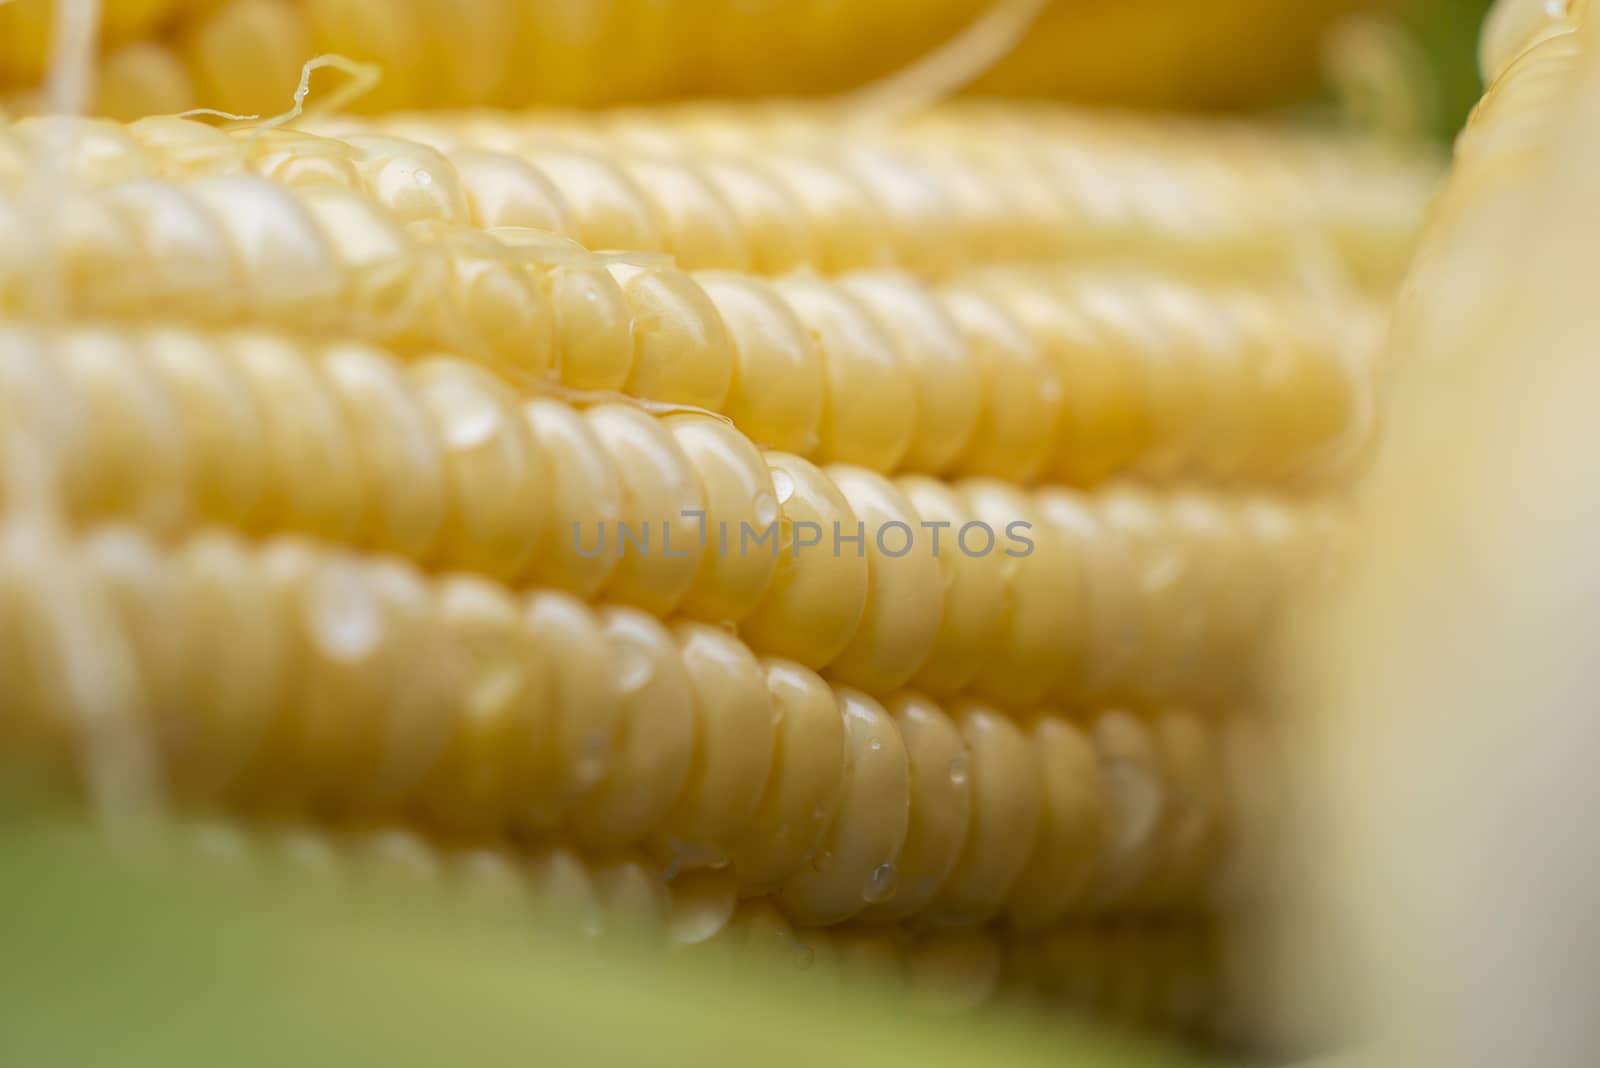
0, 0, 1452, 1064
0, 0, 1399, 118
1285, 2, 1600, 1067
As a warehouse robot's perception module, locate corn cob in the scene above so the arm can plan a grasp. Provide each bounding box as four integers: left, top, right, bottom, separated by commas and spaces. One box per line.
0, 0, 1393, 114
322, 106, 1439, 290
0, 0, 192, 86
0, 109, 1436, 288
0, 139, 1388, 487
1, 321, 1340, 705
0, 508, 1286, 921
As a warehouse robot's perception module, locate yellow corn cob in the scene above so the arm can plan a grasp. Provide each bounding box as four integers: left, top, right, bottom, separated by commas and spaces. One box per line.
0, 0, 191, 86
0, 321, 1340, 705
0, 0, 1392, 113
0, 508, 1284, 921
0, 118, 1393, 488
0, 109, 1436, 287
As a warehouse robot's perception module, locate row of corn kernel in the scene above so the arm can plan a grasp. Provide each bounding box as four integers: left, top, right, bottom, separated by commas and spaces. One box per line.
0, 0, 978, 111
0, 168, 1377, 484
0, 110, 1435, 288
0, 323, 1339, 704
0, 516, 1282, 923
351, 104, 1436, 287
0, 0, 204, 86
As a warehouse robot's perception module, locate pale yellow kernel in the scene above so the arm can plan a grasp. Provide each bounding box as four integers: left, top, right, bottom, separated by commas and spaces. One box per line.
657, 621, 778, 858
342, 134, 471, 225
725, 657, 847, 894
609, 263, 736, 411
698, 159, 817, 275
756, 152, 889, 272
318, 342, 449, 562
545, 265, 637, 391
859, 693, 969, 923
420, 575, 552, 833
139, 327, 266, 530
930, 704, 1042, 925
739, 452, 869, 671
452, 146, 577, 235
569, 607, 696, 851
696, 272, 824, 456
824, 466, 943, 693
962, 481, 1082, 705
776, 687, 910, 927
522, 592, 625, 823
1006, 714, 1104, 930
189, 177, 344, 325
898, 476, 1007, 697
621, 157, 751, 272
526, 149, 664, 252
776, 277, 913, 472
55, 329, 189, 531
586, 403, 707, 616
104, 181, 241, 320
410, 359, 549, 582
664, 413, 781, 625
941, 288, 1061, 483
843, 275, 982, 476
522, 398, 625, 598
223, 332, 366, 542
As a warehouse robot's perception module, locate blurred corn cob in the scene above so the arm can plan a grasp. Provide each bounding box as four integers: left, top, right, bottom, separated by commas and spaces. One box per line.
0, 0, 1399, 118
1285, 2, 1600, 1065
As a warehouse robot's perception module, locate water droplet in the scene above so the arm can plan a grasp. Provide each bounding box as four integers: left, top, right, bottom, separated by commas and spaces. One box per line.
753, 491, 780, 529
308, 564, 382, 661
440, 388, 500, 449
415, 168, 434, 186
948, 756, 968, 786
810, 850, 834, 873
869, 737, 883, 752
863, 862, 898, 904
614, 640, 655, 695
770, 468, 796, 505
794, 943, 816, 970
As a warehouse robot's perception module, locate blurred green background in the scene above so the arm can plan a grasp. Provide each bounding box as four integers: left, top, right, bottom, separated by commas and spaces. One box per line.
1412, 0, 1498, 137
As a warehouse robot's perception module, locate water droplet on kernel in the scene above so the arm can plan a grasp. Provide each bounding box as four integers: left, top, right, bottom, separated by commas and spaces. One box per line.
863, 862, 898, 904
308, 564, 382, 661
948, 756, 968, 786
770, 468, 796, 505
439, 388, 500, 450
869, 737, 883, 752
753, 491, 780, 529
614, 640, 655, 695
415, 169, 434, 186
